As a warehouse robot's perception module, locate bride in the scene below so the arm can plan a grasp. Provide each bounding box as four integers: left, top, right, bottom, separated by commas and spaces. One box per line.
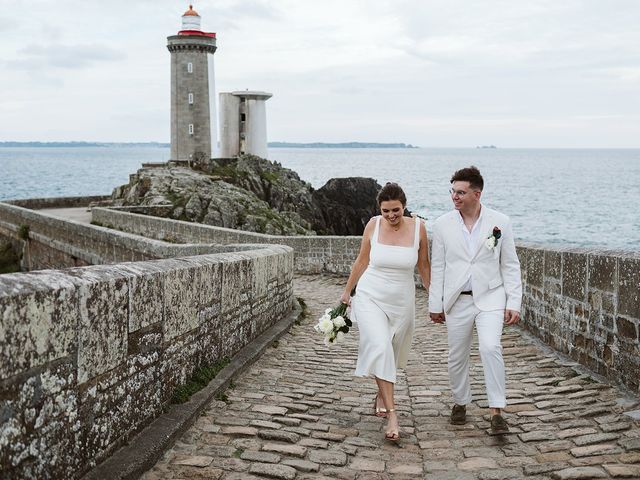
340, 182, 430, 441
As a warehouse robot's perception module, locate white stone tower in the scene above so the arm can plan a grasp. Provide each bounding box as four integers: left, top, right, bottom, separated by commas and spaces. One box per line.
167, 5, 218, 162
219, 91, 272, 158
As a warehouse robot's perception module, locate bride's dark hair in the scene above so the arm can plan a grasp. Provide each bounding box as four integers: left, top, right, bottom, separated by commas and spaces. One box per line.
377, 182, 407, 206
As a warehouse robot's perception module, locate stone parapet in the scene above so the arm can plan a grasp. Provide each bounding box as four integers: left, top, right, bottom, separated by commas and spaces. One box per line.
0, 202, 269, 270
7, 195, 110, 210
517, 243, 640, 394
0, 246, 294, 479
93, 206, 363, 274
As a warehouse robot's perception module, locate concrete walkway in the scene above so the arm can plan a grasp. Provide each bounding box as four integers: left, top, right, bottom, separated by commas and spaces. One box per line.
141, 274, 640, 480
38, 207, 92, 223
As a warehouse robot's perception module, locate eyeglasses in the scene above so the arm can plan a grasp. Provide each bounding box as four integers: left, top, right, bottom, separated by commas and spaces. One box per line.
449, 188, 470, 198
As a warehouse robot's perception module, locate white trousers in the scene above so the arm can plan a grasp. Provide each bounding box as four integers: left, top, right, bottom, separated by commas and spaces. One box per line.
446, 295, 506, 408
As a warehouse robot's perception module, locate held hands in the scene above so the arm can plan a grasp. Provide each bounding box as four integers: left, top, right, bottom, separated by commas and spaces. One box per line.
430, 312, 445, 324
504, 309, 520, 325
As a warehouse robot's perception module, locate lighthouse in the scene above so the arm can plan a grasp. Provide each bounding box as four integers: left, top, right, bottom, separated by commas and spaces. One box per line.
167, 5, 217, 162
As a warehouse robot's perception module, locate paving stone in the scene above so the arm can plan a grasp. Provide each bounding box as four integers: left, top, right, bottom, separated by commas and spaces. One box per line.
222, 426, 259, 437
311, 431, 346, 441
619, 437, 640, 451
572, 432, 620, 446
577, 407, 611, 418
343, 437, 377, 448
252, 405, 289, 415
537, 440, 574, 453
569, 454, 618, 467
463, 447, 505, 458
281, 459, 320, 472
570, 443, 622, 457
536, 452, 572, 463
520, 431, 554, 442
248, 462, 297, 480
388, 463, 423, 474
550, 466, 607, 479
308, 449, 348, 466
600, 422, 631, 432
299, 438, 329, 448
171, 455, 214, 467
458, 457, 499, 470
478, 469, 523, 480
424, 472, 476, 480
250, 420, 283, 430
524, 461, 570, 475
262, 443, 308, 458
603, 463, 640, 477
349, 457, 385, 471
272, 417, 301, 427
257, 429, 300, 443
556, 428, 598, 439
239, 451, 280, 463
619, 452, 640, 463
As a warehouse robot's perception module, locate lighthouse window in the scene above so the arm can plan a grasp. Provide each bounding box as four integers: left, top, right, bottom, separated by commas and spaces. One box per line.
188, 93, 194, 104
187, 62, 193, 73
188, 124, 194, 135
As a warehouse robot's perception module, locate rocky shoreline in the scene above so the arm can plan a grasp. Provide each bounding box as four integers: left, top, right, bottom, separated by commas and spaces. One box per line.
111, 155, 381, 236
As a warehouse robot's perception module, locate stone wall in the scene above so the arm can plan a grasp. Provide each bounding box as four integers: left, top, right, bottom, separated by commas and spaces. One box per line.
7, 195, 111, 210
93, 207, 362, 274
517, 244, 640, 394
0, 202, 270, 271
0, 246, 294, 479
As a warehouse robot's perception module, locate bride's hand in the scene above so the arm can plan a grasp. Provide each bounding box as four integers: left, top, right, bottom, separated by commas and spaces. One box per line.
339, 291, 351, 306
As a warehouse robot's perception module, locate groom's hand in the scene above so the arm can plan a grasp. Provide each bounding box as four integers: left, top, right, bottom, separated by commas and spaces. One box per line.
504, 309, 520, 325
430, 312, 445, 324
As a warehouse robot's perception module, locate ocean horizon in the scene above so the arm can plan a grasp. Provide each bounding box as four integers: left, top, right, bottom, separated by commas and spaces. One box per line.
1, 146, 638, 250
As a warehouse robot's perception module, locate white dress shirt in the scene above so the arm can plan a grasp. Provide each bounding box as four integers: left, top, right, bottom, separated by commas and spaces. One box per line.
457, 206, 484, 292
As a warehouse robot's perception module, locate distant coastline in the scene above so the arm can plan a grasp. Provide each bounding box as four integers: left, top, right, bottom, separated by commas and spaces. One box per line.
268, 142, 418, 148
0, 141, 169, 148
0, 141, 418, 149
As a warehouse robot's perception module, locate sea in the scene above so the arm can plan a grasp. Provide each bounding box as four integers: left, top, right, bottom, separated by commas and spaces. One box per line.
1, 146, 638, 250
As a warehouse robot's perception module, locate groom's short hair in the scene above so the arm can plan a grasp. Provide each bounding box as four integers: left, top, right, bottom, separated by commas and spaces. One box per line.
451, 166, 484, 191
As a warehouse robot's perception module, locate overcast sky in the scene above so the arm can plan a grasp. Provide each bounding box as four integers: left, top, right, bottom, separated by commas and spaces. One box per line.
1, 0, 639, 147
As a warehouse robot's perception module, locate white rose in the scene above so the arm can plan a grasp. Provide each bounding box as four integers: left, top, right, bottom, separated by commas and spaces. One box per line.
333, 316, 346, 328
485, 237, 496, 249
335, 331, 345, 343
318, 318, 334, 334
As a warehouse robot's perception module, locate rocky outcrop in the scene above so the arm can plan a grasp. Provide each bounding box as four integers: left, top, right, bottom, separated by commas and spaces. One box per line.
111, 154, 381, 236
312, 177, 381, 235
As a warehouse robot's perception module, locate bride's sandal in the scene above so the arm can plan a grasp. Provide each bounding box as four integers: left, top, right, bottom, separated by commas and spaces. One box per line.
373, 394, 387, 418
384, 409, 400, 442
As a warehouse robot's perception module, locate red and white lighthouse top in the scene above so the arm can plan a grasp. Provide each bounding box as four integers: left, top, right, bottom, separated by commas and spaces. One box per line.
179, 5, 216, 38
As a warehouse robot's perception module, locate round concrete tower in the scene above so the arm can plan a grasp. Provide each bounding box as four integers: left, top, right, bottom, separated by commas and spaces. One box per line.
167, 5, 217, 162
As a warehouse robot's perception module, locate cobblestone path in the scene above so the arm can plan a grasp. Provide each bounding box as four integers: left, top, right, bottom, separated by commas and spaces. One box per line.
143, 274, 640, 480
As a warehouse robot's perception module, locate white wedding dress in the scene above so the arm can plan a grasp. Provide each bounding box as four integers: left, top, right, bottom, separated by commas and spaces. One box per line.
352, 216, 420, 383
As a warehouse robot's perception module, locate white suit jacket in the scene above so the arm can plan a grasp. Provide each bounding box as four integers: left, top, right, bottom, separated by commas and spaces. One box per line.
428, 206, 522, 314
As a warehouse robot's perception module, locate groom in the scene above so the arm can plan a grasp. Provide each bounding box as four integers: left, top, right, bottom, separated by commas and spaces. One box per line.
429, 166, 522, 434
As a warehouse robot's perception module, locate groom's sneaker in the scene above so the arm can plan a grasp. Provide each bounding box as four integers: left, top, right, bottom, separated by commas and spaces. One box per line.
490, 414, 510, 435
450, 404, 466, 425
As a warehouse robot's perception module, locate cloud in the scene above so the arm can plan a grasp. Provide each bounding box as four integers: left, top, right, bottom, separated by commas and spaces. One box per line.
13, 44, 125, 70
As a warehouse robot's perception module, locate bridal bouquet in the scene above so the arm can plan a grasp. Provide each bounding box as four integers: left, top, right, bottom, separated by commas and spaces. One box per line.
314, 303, 353, 346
